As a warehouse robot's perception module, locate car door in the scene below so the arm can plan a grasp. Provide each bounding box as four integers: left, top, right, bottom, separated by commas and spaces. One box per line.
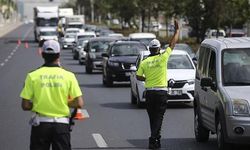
202, 48, 218, 131
196, 46, 212, 127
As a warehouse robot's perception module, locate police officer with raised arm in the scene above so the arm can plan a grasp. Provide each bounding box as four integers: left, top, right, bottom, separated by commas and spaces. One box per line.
136, 20, 180, 149
20, 40, 84, 150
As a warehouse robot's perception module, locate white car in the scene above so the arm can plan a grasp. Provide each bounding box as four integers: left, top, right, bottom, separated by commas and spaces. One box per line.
62, 33, 76, 49
39, 27, 58, 42
78, 40, 88, 65
129, 32, 156, 46
130, 50, 196, 107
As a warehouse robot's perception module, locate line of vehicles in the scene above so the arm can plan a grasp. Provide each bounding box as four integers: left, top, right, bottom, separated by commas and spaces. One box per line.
32, 6, 250, 149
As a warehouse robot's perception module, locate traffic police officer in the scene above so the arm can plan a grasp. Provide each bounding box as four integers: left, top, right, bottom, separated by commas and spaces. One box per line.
20, 40, 84, 150
136, 20, 179, 149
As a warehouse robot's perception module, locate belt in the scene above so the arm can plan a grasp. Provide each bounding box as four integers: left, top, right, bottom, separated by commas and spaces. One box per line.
146, 87, 168, 91
37, 116, 69, 124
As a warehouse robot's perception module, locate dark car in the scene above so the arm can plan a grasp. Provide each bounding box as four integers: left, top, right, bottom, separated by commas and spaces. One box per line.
84, 37, 118, 73
102, 41, 148, 86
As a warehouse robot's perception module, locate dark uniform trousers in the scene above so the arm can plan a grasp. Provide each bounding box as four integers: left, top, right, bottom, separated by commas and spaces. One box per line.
30, 122, 71, 150
145, 90, 168, 139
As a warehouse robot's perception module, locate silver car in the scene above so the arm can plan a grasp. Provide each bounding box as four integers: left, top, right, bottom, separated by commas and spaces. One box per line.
194, 37, 250, 150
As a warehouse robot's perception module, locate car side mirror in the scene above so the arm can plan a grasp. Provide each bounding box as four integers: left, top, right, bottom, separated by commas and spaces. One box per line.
130, 66, 137, 72
102, 53, 109, 57
200, 77, 213, 87
192, 57, 197, 66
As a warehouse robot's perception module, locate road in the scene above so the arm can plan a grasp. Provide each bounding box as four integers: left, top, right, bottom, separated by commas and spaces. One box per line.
0, 23, 247, 150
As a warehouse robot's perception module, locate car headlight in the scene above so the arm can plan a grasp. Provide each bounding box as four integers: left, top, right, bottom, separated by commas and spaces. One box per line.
108, 61, 119, 67
232, 99, 250, 116
187, 79, 195, 85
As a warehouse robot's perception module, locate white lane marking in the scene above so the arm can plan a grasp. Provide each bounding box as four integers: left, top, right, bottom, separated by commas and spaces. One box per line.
92, 133, 108, 148
0, 26, 32, 68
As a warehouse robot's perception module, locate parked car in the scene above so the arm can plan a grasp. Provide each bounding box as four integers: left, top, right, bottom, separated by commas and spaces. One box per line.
129, 32, 156, 46
102, 41, 148, 86
162, 43, 195, 58
85, 37, 118, 73
62, 33, 76, 49
130, 50, 195, 107
194, 37, 250, 150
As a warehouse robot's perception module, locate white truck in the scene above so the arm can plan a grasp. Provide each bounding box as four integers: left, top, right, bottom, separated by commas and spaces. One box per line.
65, 15, 85, 30
33, 6, 59, 42
58, 8, 74, 36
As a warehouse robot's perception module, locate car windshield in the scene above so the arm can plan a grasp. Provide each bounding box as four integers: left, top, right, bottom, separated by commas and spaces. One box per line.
111, 44, 147, 56
40, 31, 57, 36
65, 34, 75, 38
168, 55, 194, 69
163, 44, 194, 56
90, 41, 111, 52
223, 49, 250, 86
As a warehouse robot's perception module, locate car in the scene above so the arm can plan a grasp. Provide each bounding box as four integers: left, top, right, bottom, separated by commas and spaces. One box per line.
102, 41, 148, 87
38, 27, 58, 42
65, 28, 80, 34
73, 38, 88, 60
129, 32, 156, 46
162, 43, 196, 58
205, 29, 226, 39
72, 32, 96, 56
194, 37, 250, 150
227, 29, 246, 37
84, 37, 118, 73
62, 33, 76, 49
130, 50, 196, 107
78, 40, 88, 65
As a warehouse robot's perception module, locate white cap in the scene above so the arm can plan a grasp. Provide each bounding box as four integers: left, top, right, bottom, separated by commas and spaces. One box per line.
42, 40, 60, 54
149, 39, 161, 48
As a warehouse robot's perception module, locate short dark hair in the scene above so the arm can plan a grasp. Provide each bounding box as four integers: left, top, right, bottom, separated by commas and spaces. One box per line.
42, 52, 60, 63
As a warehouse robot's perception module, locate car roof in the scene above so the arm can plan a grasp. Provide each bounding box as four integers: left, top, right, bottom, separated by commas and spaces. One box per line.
202, 37, 250, 50
66, 28, 79, 31
76, 32, 95, 36
129, 32, 156, 39
88, 36, 117, 42
113, 40, 145, 45
140, 49, 188, 57
40, 27, 57, 32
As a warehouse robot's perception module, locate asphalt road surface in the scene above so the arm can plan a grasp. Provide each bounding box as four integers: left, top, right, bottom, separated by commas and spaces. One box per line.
0, 24, 248, 150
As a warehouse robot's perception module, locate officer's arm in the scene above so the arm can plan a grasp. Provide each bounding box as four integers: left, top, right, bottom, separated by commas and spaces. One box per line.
68, 96, 84, 108
136, 75, 145, 81
22, 99, 33, 111
169, 20, 180, 50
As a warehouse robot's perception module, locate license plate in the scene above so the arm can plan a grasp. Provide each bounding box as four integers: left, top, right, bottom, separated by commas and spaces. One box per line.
125, 72, 131, 76
169, 90, 182, 96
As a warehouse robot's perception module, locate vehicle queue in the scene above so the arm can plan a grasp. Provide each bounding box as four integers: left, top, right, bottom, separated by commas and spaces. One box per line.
34, 12, 250, 149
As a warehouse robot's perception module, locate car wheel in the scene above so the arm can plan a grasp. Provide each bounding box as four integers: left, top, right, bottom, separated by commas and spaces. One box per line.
86, 65, 92, 74
194, 107, 209, 142
105, 75, 113, 87
73, 53, 78, 60
79, 60, 84, 65
216, 116, 231, 150
130, 88, 137, 104
102, 72, 107, 85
